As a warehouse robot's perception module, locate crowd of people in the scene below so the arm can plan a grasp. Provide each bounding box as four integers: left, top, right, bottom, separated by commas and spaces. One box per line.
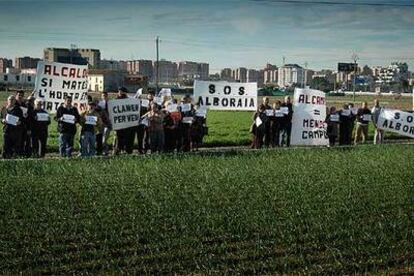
0, 89, 387, 159
0, 88, 208, 159
251, 96, 384, 148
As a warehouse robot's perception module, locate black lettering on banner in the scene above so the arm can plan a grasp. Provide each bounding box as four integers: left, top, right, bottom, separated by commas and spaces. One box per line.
302, 131, 307, 139
41, 78, 49, 87
222, 98, 229, 106
394, 112, 400, 120
410, 126, 414, 135
209, 84, 215, 94
237, 99, 242, 107
238, 87, 245, 95
396, 122, 401, 131
230, 98, 236, 107
38, 89, 46, 98
403, 125, 409, 133
213, 97, 219, 106
49, 91, 55, 98
62, 80, 71, 89
249, 98, 255, 107
224, 86, 231, 95
198, 96, 204, 105
382, 119, 389, 128
407, 115, 413, 123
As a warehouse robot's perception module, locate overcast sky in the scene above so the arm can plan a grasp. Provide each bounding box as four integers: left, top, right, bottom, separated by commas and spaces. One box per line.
1, 0, 414, 72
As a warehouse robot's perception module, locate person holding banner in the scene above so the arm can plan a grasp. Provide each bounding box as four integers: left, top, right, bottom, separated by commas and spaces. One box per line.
280, 96, 294, 147
251, 104, 267, 149
371, 99, 384, 145
55, 96, 80, 157
326, 106, 340, 146
79, 101, 103, 157
354, 102, 372, 145
1, 95, 24, 158
32, 99, 50, 158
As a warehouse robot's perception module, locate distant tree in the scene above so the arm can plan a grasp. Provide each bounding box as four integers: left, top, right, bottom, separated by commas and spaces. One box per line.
310, 77, 333, 92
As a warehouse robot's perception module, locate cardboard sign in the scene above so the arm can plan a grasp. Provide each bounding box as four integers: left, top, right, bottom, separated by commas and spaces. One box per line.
5, 114, 19, 126
255, 116, 262, 127
330, 114, 340, 122
194, 80, 257, 111
141, 99, 149, 108
85, 115, 98, 125
266, 109, 274, 117
182, 116, 193, 124
180, 103, 191, 112
108, 98, 140, 130
62, 114, 75, 124
341, 109, 351, 116
377, 109, 414, 138
34, 61, 88, 113
280, 107, 289, 115
154, 97, 163, 106
158, 88, 172, 97
291, 88, 329, 146
167, 104, 178, 112
195, 107, 207, 118
36, 113, 49, 122
363, 114, 372, 122
275, 110, 284, 117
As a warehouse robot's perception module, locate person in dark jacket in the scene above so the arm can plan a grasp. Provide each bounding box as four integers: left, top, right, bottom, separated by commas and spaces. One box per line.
96, 92, 111, 155
55, 96, 80, 157
262, 97, 273, 147
326, 106, 340, 146
32, 99, 50, 158
251, 104, 267, 149
14, 90, 31, 156
179, 95, 194, 152
80, 101, 103, 157
271, 101, 283, 147
191, 104, 207, 151
1, 95, 24, 158
339, 104, 353, 145
280, 96, 294, 147
136, 93, 153, 154
354, 101, 372, 145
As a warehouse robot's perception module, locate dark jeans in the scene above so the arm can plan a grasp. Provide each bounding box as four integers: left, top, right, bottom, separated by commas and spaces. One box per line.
96, 133, 103, 155
136, 125, 148, 154
59, 133, 74, 157
264, 122, 272, 147
164, 128, 178, 153
180, 124, 192, 152
271, 125, 280, 147
150, 130, 165, 153
280, 122, 292, 147
2, 129, 23, 158
32, 131, 48, 157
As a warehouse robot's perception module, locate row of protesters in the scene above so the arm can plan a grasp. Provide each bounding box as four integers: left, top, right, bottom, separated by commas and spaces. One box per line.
251, 96, 294, 149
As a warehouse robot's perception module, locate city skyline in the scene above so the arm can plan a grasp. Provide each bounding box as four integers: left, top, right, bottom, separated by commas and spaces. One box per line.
1, 0, 414, 72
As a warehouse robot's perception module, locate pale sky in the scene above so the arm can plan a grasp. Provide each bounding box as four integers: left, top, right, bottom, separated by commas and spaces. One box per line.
1, 0, 414, 72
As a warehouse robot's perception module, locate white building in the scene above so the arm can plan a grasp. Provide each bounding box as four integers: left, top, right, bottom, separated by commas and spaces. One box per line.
277, 64, 305, 88
88, 70, 126, 92
0, 70, 36, 88
375, 63, 409, 85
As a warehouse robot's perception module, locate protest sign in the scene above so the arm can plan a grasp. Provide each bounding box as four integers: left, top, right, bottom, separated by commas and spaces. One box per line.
195, 106, 207, 118
377, 109, 414, 138
85, 115, 98, 125
141, 99, 149, 108
108, 98, 140, 130
291, 88, 329, 146
36, 113, 49, 122
194, 80, 257, 111
158, 88, 172, 97
62, 114, 75, 124
167, 104, 178, 112
34, 61, 89, 113
266, 109, 274, 117
5, 114, 19, 126
180, 103, 191, 112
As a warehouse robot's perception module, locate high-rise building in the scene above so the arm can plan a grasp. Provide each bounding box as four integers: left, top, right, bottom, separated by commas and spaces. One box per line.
0, 58, 13, 73
247, 69, 259, 83
153, 60, 178, 83
277, 64, 305, 87
198, 63, 209, 80
220, 68, 233, 81
263, 64, 278, 84
234, 67, 247, 82
15, 56, 40, 69
177, 61, 209, 81
127, 60, 153, 79
43, 48, 101, 68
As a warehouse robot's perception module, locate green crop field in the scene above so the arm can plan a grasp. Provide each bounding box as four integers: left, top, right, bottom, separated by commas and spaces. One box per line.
0, 91, 412, 153
0, 145, 413, 274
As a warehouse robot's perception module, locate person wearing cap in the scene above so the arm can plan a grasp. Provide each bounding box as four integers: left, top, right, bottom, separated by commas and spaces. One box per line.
1, 95, 24, 158
79, 100, 103, 157
55, 96, 80, 157
354, 102, 372, 145
371, 99, 384, 145
113, 87, 135, 154
32, 99, 50, 158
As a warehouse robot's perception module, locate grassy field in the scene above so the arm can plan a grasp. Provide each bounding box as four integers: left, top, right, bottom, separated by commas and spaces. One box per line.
0, 91, 412, 152
0, 145, 413, 274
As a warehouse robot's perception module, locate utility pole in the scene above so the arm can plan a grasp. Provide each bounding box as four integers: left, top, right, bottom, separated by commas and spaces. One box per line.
352, 53, 359, 103
304, 61, 308, 88
155, 36, 160, 93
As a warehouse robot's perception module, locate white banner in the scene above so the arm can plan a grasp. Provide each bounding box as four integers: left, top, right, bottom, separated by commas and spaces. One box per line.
194, 80, 257, 111
377, 109, 414, 138
291, 88, 329, 146
34, 61, 89, 113
108, 98, 141, 130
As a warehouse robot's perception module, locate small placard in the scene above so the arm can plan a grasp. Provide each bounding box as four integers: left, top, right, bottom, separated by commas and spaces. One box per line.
280, 107, 289, 115
36, 113, 49, 122
274, 110, 284, 117
351, 108, 358, 115
62, 114, 75, 124
141, 99, 149, 108
182, 116, 193, 124
154, 97, 163, 106
85, 115, 98, 125
167, 104, 178, 112
330, 114, 340, 122
255, 116, 262, 127
5, 114, 19, 126
180, 103, 191, 112
195, 107, 207, 118
363, 114, 372, 122
266, 109, 274, 117
341, 109, 351, 116
140, 117, 149, 127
